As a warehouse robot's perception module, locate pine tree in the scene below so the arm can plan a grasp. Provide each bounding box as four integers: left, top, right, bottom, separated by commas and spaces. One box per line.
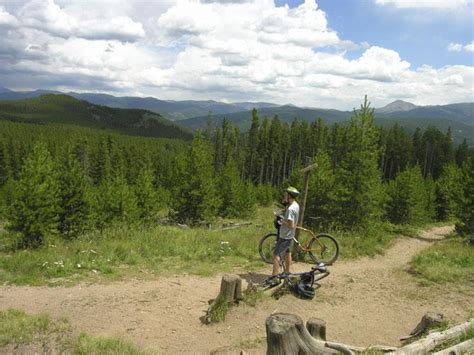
58, 150, 92, 239
305, 151, 337, 229
455, 157, 474, 243
173, 133, 221, 224
435, 163, 464, 221
218, 157, 252, 218
135, 165, 159, 223
333, 97, 383, 229
386, 165, 434, 225
96, 174, 139, 227
7, 142, 61, 247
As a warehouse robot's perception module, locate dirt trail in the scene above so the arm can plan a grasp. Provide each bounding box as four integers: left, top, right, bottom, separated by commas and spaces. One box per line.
1, 226, 473, 354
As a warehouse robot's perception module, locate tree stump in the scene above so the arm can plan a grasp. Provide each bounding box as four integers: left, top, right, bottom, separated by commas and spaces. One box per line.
202, 274, 242, 324
306, 318, 326, 341
219, 274, 242, 303
400, 312, 444, 340
265, 313, 337, 355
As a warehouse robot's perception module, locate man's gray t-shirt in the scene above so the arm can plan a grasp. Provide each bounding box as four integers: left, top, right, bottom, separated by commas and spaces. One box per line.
279, 201, 300, 240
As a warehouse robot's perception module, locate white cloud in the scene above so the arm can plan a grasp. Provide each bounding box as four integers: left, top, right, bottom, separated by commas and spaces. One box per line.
374, 0, 473, 10
447, 42, 474, 52
0, 6, 18, 27
0, 0, 472, 109
17, 0, 144, 42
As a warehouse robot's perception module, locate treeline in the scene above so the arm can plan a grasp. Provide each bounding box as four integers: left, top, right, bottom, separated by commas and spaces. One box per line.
1, 96, 473, 248
203, 97, 473, 240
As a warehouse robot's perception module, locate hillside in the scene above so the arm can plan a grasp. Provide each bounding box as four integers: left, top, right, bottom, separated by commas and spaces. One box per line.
0, 89, 278, 121
0, 94, 193, 140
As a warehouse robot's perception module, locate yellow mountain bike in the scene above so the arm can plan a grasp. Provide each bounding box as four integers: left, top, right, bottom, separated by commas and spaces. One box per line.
258, 225, 340, 265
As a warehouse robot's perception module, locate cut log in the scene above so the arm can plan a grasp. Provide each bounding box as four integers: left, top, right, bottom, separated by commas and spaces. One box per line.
219, 274, 242, 303
400, 311, 445, 340
306, 318, 326, 341
393, 319, 474, 355
265, 313, 337, 355
432, 338, 474, 355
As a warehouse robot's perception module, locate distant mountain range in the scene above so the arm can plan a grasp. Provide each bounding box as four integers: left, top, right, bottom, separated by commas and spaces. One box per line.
179, 100, 474, 145
0, 88, 278, 121
0, 88, 472, 145
0, 94, 192, 140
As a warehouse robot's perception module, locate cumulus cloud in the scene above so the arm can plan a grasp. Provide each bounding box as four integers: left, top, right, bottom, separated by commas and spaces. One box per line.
16, 0, 144, 42
0, 0, 472, 109
448, 42, 474, 52
374, 0, 473, 10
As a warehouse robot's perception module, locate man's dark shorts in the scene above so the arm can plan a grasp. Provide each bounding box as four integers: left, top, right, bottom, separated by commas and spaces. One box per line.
273, 238, 292, 257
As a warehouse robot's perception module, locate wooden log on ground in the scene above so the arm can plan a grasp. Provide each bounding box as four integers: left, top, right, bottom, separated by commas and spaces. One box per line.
306, 318, 326, 341
400, 311, 445, 340
393, 319, 474, 355
265, 313, 337, 355
432, 338, 474, 355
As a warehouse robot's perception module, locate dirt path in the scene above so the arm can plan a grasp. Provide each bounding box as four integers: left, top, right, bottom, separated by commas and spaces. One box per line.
1, 226, 473, 354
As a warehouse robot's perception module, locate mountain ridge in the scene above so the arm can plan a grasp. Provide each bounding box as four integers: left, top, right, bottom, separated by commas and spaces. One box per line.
0, 94, 192, 141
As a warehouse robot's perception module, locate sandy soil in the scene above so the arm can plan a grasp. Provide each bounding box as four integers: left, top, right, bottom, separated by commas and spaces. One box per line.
0, 226, 473, 354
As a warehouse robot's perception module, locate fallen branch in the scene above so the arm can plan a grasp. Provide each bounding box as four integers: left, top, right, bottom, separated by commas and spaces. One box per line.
221, 222, 252, 231
432, 338, 474, 355
393, 319, 474, 355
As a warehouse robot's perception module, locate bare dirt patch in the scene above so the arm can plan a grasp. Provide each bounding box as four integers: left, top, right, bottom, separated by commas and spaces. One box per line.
1, 226, 472, 354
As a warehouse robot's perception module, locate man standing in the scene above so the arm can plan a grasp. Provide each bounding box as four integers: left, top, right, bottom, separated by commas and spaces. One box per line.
271, 186, 300, 282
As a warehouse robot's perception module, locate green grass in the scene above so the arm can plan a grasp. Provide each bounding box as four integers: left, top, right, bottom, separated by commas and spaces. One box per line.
410, 237, 474, 284
0, 309, 69, 347
0, 309, 153, 354
70, 333, 151, 355
0, 206, 452, 286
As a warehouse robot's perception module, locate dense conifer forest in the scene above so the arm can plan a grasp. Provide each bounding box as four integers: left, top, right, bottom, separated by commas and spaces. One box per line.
0, 97, 473, 248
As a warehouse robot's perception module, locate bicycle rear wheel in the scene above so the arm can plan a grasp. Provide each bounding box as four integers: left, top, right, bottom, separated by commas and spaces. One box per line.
307, 233, 339, 265
258, 233, 278, 264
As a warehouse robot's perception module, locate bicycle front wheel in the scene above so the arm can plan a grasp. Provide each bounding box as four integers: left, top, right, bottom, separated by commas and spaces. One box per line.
308, 233, 339, 265
258, 233, 278, 264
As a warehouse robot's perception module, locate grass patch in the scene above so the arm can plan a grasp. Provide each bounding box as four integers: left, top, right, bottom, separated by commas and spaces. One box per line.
0, 308, 154, 354
70, 333, 151, 355
206, 294, 230, 323
335, 223, 394, 259
242, 282, 266, 306
409, 237, 474, 284
0, 309, 69, 347
236, 336, 266, 349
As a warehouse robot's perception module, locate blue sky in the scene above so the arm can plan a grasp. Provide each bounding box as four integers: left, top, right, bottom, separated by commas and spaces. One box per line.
0, 0, 472, 109
277, 0, 474, 68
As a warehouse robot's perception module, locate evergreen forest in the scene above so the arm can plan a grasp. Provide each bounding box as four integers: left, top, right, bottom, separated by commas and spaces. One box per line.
0, 96, 473, 249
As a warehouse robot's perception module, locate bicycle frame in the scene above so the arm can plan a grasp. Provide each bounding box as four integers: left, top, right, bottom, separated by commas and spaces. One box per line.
294, 226, 325, 251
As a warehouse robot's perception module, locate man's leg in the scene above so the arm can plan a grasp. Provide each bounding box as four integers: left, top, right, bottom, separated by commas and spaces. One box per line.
284, 250, 291, 273
272, 254, 281, 276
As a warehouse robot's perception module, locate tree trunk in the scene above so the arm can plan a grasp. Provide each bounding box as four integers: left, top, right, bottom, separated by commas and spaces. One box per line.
265, 313, 337, 355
